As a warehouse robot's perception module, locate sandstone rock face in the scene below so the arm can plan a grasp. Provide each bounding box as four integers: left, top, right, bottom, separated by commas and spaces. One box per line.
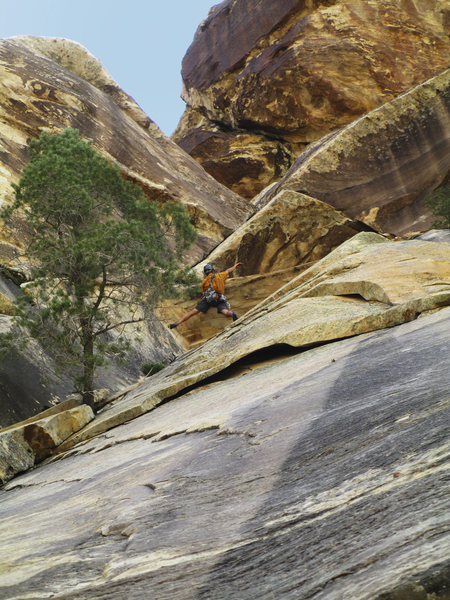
200, 190, 371, 277
0, 14, 449, 599
174, 0, 450, 198
174, 113, 296, 200
159, 190, 372, 347
0, 307, 448, 599
0, 314, 74, 427
258, 69, 450, 237
160, 229, 450, 350
0, 36, 251, 265
56, 233, 450, 443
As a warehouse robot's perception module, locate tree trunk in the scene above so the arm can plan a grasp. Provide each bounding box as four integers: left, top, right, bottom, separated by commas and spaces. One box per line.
81, 325, 96, 412
82, 387, 95, 411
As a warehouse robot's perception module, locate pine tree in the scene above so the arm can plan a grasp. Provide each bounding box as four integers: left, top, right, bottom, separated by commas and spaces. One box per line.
425, 183, 450, 229
1, 128, 197, 409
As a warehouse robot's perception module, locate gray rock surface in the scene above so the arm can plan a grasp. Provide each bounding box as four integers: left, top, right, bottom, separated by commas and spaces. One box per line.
0, 428, 34, 485
417, 229, 450, 244
0, 307, 448, 599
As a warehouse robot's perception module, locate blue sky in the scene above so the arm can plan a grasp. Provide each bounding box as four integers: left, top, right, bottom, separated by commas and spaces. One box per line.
1, 0, 217, 136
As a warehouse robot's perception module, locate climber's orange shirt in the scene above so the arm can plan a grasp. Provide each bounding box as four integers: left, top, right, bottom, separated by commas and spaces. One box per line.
201, 271, 229, 295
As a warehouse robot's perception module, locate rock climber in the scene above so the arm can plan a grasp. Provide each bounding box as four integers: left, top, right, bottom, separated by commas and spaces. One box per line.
169, 262, 242, 329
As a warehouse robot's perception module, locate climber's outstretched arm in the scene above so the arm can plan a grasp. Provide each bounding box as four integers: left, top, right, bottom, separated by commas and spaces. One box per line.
226, 262, 242, 275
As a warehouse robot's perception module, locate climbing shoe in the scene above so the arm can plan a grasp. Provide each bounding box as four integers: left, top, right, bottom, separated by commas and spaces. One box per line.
232, 313, 238, 322
169, 323, 178, 329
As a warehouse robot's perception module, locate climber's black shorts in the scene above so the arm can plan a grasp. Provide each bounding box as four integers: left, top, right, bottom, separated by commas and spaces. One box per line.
196, 297, 230, 314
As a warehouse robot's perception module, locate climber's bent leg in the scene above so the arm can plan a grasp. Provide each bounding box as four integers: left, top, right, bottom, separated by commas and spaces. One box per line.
169, 308, 200, 329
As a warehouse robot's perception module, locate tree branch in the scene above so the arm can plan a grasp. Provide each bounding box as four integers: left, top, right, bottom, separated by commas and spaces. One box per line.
94, 317, 145, 336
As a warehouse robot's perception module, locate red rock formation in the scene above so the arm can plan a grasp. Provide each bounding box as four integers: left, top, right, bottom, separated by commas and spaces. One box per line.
174, 0, 450, 199
258, 69, 450, 238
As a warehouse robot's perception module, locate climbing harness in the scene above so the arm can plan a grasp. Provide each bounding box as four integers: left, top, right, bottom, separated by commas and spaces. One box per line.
203, 273, 219, 303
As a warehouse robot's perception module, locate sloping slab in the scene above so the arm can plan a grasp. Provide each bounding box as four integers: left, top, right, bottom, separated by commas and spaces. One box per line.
245, 232, 450, 311
1, 308, 449, 598
272, 237, 450, 306
58, 233, 450, 448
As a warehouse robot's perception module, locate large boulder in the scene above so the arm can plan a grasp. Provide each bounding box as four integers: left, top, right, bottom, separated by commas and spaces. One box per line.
0, 36, 251, 264
0, 400, 93, 483
174, 0, 450, 199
